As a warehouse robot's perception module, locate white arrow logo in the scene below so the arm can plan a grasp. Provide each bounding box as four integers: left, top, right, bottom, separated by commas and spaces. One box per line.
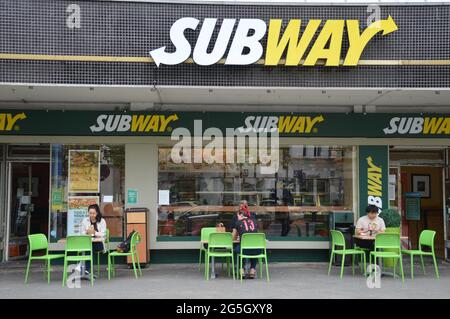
150, 17, 199, 67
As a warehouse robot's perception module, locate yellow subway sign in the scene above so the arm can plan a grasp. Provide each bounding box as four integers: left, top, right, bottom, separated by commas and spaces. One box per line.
0, 113, 27, 131
150, 16, 398, 67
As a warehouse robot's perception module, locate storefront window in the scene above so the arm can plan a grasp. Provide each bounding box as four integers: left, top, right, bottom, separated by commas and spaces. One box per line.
158, 146, 354, 240
49, 144, 125, 243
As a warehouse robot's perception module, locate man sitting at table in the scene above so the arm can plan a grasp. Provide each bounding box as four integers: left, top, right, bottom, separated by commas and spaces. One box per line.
356, 205, 386, 236
232, 209, 259, 279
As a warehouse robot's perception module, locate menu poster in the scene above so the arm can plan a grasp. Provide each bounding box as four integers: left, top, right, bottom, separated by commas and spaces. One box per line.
68, 150, 100, 193
67, 196, 99, 236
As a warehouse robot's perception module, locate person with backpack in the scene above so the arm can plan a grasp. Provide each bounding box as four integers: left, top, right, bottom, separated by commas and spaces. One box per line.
232, 208, 260, 279
81, 204, 107, 277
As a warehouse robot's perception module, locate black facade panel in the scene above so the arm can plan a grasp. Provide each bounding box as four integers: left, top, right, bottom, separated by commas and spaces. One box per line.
0, 0, 449, 87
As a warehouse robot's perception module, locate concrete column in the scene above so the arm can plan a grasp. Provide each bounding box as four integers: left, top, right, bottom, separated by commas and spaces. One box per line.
125, 143, 158, 251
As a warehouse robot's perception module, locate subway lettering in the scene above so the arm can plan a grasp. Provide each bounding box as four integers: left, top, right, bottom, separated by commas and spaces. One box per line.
0, 113, 27, 131
366, 156, 383, 212
90, 114, 179, 133
383, 117, 450, 135
150, 16, 398, 67
238, 115, 324, 133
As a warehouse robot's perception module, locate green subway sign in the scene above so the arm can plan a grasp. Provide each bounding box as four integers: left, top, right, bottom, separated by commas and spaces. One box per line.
0, 110, 450, 138
358, 146, 389, 215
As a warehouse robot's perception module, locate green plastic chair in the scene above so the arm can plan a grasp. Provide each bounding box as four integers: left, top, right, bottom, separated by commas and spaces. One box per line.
328, 230, 366, 279
370, 233, 404, 283
108, 231, 142, 280
62, 235, 94, 287
96, 228, 110, 276
238, 233, 270, 283
198, 227, 217, 271
402, 229, 439, 279
25, 233, 65, 284
205, 232, 235, 280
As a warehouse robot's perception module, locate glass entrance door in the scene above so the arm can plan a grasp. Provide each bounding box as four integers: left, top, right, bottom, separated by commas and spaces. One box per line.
7, 162, 50, 260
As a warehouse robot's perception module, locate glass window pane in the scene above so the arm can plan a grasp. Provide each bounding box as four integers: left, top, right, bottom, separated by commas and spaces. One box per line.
49, 144, 125, 242
158, 145, 353, 240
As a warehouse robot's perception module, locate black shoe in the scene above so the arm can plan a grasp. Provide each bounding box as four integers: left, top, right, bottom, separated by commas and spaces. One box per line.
246, 273, 255, 280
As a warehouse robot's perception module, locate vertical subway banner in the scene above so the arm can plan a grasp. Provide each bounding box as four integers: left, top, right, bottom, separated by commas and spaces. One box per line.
358, 146, 389, 215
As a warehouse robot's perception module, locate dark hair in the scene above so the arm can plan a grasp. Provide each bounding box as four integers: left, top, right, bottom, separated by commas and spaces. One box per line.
238, 209, 248, 218
366, 205, 379, 214
88, 204, 102, 223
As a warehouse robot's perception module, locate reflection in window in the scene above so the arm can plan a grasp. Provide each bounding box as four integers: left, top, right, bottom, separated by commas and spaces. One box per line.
158, 146, 354, 239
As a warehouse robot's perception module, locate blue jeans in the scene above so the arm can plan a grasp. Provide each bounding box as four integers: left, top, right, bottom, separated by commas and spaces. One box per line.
235, 244, 261, 270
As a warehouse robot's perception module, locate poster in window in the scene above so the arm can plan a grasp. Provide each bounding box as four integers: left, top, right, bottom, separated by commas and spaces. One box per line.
68, 150, 100, 193
67, 196, 99, 236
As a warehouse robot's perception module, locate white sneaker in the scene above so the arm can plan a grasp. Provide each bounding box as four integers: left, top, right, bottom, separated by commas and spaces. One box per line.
84, 270, 98, 279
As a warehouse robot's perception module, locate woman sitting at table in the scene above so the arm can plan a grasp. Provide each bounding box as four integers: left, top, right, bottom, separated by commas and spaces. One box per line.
232, 208, 259, 279
81, 204, 107, 277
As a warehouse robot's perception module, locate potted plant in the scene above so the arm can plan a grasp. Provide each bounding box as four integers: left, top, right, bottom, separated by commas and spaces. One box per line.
378, 208, 401, 233
378, 208, 401, 268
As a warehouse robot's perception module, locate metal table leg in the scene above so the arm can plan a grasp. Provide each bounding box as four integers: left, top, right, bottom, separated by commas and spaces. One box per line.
210, 256, 216, 279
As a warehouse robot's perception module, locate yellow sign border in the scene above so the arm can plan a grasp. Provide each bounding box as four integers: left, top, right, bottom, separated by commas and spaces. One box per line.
1, 53, 449, 66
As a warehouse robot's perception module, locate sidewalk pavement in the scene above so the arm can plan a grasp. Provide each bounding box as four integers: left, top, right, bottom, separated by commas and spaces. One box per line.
1, 261, 449, 299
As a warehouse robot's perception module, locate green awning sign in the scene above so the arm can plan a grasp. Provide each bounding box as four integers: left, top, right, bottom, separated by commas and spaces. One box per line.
0, 110, 449, 138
